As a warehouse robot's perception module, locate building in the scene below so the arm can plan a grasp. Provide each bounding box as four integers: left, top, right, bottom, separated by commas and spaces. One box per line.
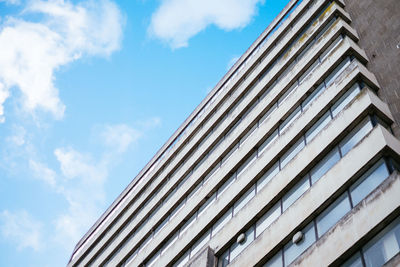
68, 0, 400, 266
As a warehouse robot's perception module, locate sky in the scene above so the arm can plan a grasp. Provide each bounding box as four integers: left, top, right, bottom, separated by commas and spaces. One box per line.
0, 0, 290, 266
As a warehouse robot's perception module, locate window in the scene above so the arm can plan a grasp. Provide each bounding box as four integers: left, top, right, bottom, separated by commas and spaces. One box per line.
363, 218, 400, 267
280, 137, 305, 169
350, 160, 389, 206
256, 202, 281, 237
264, 250, 283, 267
282, 175, 310, 211
331, 83, 361, 117
339, 118, 373, 156
257, 162, 279, 191
234, 185, 256, 215
213, 209, 233, 235
305, 111, 331, 143
279, 106, 301, 133
229, 227, 255, 261
316, 193, 351, 236
283, 223, 316, 266
258, 129, 279, 155
310, 147, 340, 184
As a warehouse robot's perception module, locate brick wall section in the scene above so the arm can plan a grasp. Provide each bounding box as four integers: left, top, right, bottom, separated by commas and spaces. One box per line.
344, 0, 400, 137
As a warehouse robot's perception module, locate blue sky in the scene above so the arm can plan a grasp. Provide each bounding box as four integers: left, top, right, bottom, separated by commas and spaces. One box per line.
0, 0, 290, 266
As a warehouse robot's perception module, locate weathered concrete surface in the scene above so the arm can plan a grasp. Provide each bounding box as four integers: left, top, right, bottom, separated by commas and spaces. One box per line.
344, 0, 400, 137
185, 247, 216, 267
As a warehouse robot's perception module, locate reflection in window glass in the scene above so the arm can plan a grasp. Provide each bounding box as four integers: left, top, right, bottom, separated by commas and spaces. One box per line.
341, 252, 363, 267
331, 83, 361, 117
316, 193, 351, 236
306, 111, 331, 143
350, 160, 389, 206
230, 227, 255, 261
264, 250, 283, 267
284, 223, 316, 266
325, 57, 351, 87
339, 118, 373, 156
256, 202, 281, 237
363, 218, 400, 267
234, 185, 256, 215
257, 162, 279, 191
282, 175, 310, 211
281, 138, 305, 168
310, 147, 340, 184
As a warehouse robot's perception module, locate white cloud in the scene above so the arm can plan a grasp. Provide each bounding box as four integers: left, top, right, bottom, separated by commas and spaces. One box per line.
53, 147, 108, 245
29, 159, 57, 187
0, 0, 124, 122
6, 125, 26, 146
0, 210, 43, 251
100, 124, 142, 153
149, 0, 264, 49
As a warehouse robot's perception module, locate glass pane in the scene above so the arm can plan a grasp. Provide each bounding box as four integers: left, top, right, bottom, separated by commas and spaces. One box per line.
257, 162, 279, 191
280, 137, 305, 169
218, 174, 236, 197
284, 223, 316, 266
222, 142, 239, 165
363, 218, 400, 267
237, 151, 257, 178
258, 129, 279, 155
299, 60, 320, 84
278, 83, 298, 105
341, 252, 363, 267
279, 106, 301, 133
339, 118, 373, 156
302, 83, 326, 109
191, 230, 211, 257
282, 175, 310, 211
350, 159, 389, 206
198, 192, 216, 216
325, 57, 351, 87
320, 34, 343, 62
230, 226, 255, 261
256, 202, 281, 237
305, 111, 331, 143
259, 103, 278, 125
218, 249, 229, 267
331, 83, 361, 117
316, 193, 351, 237
310, 147, 341, 184
263, 250, 283, 267
234, 185, 256, 215
213, 209, 232, 236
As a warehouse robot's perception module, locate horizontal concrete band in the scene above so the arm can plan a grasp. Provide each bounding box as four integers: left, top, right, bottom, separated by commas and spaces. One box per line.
230, 125, 400, 266
150, 83, 392, 266
87, 4, 357, 267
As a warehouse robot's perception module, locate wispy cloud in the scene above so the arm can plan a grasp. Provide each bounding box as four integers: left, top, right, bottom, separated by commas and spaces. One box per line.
0, 0, 124, 122
149, 0, 264, 49
100, 124, 142, 153
0, 210, 43, 251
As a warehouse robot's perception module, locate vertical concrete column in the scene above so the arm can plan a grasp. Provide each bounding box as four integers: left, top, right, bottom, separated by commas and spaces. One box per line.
343, 0, 400, 137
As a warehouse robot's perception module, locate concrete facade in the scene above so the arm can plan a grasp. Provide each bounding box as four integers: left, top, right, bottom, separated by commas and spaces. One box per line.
68, 1, 400, 266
